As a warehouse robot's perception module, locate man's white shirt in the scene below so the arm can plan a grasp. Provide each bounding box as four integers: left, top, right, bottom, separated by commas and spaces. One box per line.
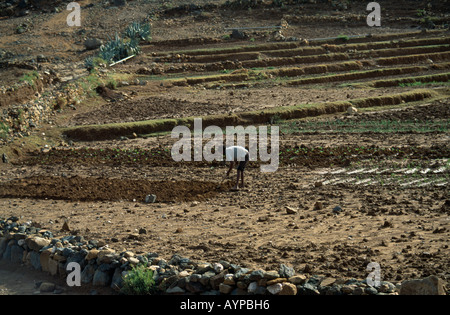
225, 146, 248, 162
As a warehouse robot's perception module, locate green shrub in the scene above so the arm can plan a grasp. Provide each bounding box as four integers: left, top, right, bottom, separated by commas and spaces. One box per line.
18, 71, 39, 87
337, 34, 349, 41
0, 122, 9, 140
121, 264, 157, 295
105, 79, 117, 90
84, 57, 107, 73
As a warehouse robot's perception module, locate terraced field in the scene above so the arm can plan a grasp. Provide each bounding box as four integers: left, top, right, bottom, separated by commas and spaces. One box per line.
65, 29, 450, 140
0, 1, 449, 294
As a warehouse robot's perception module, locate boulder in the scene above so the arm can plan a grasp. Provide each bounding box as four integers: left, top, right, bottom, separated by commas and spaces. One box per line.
279, 282, 297, 295
111, 268, 125, 291
400, 276, 446, 295
10, 245, 24, 263
314, 201, 323, 210
39, 248, 52, 272
219, 283, 234, 294
285, 206, 297, 214
267, 283, 283, 295
93, 269, 112, 286
96, 249, 116, 264
81, 264, 97, 284
85, 249, 99, 261
279, 264, 295, 278
231, 29, 248, 39
47, 258, 59, 276
289, 274, 307, 285
0, 237, 7, 256
145, 194, 156, 203
84, 38, 103, 50
29, 251, 42, 270
25, 236, 50, 252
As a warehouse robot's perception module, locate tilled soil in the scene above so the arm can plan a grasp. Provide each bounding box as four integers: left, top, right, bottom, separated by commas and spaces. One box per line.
12, 142, 450, 170
1, 0, 449, 294
0, 176, 230, 203
2, 100, 449, 286
1, 122, 449, 285
0, 164, 448, 283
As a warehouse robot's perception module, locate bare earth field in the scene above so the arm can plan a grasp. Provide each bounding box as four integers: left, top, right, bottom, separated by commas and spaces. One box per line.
0, 0, 449, 295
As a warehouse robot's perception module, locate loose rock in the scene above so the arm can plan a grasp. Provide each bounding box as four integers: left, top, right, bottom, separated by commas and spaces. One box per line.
39, 282, 55, 293
267, 283, 283, 295
84, 38, 103, 50
219, 283, 234, 294
400, 276, 446, 295
333, 206, 343, 214
314, 201, 323, 210
25, 236, 50, 252
347, 106, 358, 114
145, 194, 157, 203
285, 206, 297, 214
279, 264, 295, 278
279, 283, 297, 295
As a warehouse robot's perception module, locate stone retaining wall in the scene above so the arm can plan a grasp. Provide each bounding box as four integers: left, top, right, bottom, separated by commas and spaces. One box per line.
0, 70, 85, 145
0, 71, 54, 142
0, 216, 446, 295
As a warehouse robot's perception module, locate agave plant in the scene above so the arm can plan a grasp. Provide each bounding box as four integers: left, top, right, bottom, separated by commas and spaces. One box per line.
84, 56, 94, 70
125, 37, 142, 56
98, 47, 117, 64
124, 22, 151, 42
84, 56, 107, 72
98, 34, 129, 63
84, 21, 150, 70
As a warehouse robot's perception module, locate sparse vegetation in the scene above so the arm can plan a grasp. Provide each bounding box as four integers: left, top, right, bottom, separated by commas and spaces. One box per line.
121, 264, 157, 295
416, 9, 427, 17
278, 118, 450, 134
18, 71, 39, 88
0, 122, 9, 140
337, 34, 349, 41
84, 56, 107, 73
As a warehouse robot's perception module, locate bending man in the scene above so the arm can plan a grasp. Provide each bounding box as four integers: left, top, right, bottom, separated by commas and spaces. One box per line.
224, 145, 249, 191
